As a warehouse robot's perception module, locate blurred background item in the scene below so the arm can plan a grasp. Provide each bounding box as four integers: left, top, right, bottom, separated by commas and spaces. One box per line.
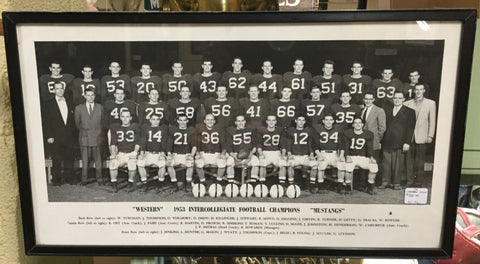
90, 0, 145, 11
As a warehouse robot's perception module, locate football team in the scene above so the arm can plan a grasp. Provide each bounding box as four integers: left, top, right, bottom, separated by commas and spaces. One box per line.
41, 58, 436, 197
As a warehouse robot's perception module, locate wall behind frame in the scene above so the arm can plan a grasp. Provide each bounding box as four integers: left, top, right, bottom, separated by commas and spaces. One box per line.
461, 20, 480, 184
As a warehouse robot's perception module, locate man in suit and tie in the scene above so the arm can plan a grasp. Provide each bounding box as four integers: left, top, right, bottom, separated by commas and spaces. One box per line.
381, 91, 415, 190
404, 84, 436, 187
362, 92, 386, 186
43, 81, 78, 185
75, 88, 105, 185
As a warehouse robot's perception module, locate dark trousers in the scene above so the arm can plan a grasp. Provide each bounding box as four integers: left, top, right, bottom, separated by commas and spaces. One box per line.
406, 143, 427, 185
80, 146, 102, 183
51, 142, 74, 184
382, 149, 405, 186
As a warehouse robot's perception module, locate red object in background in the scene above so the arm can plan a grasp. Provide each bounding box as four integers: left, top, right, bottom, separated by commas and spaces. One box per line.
435, 208, 480, 264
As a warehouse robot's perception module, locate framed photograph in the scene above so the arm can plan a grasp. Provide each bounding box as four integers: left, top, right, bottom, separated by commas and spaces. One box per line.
3, 10, 476, 257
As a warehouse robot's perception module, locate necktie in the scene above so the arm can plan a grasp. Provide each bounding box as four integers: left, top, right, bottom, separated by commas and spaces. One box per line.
89, 104, 93, 117
362, 107, 368, 122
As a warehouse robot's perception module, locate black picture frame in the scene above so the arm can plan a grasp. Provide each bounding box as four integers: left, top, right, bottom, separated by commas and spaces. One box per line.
2, 10, 476, 258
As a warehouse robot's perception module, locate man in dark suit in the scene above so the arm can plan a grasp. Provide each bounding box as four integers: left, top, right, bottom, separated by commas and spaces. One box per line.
381, 91, 415, 190
75, 88, 105, 185
43, 81, 78, 185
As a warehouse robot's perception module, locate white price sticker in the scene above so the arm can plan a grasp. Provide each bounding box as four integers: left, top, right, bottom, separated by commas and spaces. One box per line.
404, 188, 428, 204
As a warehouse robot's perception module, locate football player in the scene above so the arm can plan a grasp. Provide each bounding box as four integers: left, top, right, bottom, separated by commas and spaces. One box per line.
167, 115, 197, 192
194, 114, 233, 184
239, 86, 270, 131
402, 70, 430, 100
222, 57, 252, 99
71, 65, 101, 106
193, 60, 222, 100
168, 86, 201, 127
251, 60, 283, 99
342, 117, 378, 195
283, 59, 312, 100
203, 85, 239, 128
130, 63, 162, 104
225, 115, 260, 183
342, 62, 372, 105
269, 86, 300, 128
312, 60, 343, 103
285, 114, 317, 187
371, 67, 403, 109
162, 62, 193, 101
100, 61, 131, 103
39, 61, 74, 102
330, 91, 361, 131
108, 110, 141, 192
301, 86, 331, 125
103, 88, 137, 127
312, 114, 346, 194
137, 89, 169, 125
257, 115, 288, 184
137, 114, 170, 192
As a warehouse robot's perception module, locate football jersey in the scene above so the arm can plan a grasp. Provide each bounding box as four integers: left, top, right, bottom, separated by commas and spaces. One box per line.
39, 74, 74, 102
312, 74, 343, 103
103, 99, 137, 126
193, 72, 222, 100
137, 101, 169, 125
402, 82, 430, 100
167, 98, 201, 127
110, 123, 141, 153
285, 127, 315, 155
239, 98, 270, 124
251, 73, 283, 99
283, 71, 312, 100
100, 74, 131, 103
161, 74, 193, 101
222, 70, 252, 99
257, 126, 286, 152
341, 129, 374, 158
371, 78, 403, 109
203, 97, 239, 128
193, 124, 225, 153
225, 127, 257, 154
169, 126, 196, 154
301, 98, 331, 125
71, 78, 101, 105
140, 124, 170, 152
330, 103, 362, 131
269, 99, 300, 128
130, 75, 162, 104
312, 124, 342, 152
342, 74, 373, 105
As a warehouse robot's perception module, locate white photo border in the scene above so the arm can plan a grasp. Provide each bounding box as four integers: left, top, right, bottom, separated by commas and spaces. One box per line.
3, 11, 476, 257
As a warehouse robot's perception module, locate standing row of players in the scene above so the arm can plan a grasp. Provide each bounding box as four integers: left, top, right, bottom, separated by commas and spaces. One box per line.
43, 80, 425, 132
39, 58, 429, 108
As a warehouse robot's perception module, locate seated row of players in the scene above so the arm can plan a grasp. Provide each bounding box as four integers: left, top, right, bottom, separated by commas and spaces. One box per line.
108, 107, 377, 195
40, 59, 429, 107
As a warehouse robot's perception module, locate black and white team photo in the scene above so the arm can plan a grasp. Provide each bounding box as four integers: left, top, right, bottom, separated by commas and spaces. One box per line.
35, 40, 441, 203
